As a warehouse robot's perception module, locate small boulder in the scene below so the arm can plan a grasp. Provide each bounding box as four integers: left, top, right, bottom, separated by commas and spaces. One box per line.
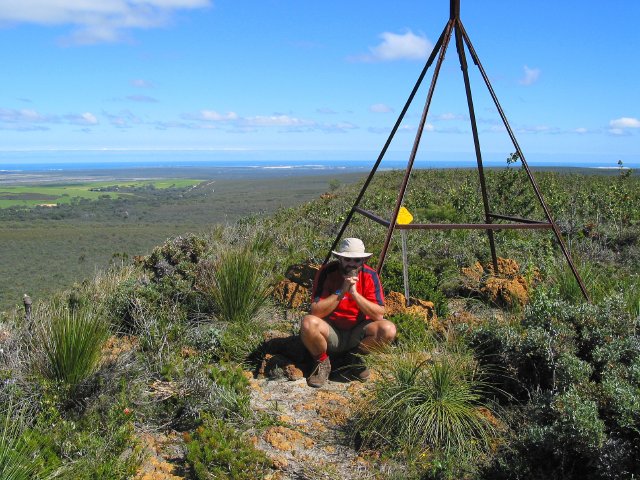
284, 263, 320, 289
271, 280, 310, 310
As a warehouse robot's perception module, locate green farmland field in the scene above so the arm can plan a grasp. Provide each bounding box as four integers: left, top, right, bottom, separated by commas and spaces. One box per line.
0, 179, 201, 208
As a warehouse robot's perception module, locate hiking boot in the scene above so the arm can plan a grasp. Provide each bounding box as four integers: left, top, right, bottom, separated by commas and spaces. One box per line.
307, 357, 331, 388
330, 352, 370, 382
351, 361, 370, 381
347, 350, 371, 381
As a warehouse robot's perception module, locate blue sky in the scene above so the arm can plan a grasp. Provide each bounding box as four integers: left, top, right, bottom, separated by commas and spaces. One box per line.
0, 0, 638, 166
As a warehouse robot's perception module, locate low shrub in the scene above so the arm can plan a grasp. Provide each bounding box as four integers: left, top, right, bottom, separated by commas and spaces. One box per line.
471, 290, 640, 479
185, 414, 272, 480
389, 312, 437, 348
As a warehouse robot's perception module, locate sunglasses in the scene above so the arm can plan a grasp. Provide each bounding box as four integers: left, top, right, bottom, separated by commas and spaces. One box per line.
340, 257, 365, 265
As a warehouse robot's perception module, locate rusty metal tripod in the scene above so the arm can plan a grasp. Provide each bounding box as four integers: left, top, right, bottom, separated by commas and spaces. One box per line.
325, 0, 590, 301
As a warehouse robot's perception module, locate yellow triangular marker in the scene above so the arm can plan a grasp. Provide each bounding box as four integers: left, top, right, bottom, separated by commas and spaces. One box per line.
397, 206, 414, 225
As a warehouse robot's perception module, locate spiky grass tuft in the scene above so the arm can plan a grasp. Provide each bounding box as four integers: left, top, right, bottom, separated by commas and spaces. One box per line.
209, 249, 270, 325
34, 306, 109, 393
354, 349, 500, 475
0, 403, 47, 480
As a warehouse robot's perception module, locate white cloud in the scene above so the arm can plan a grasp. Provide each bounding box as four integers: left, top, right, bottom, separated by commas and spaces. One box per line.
316, 107, 337, 114
0, 107, 100, 129
0, 108, 50, 130
64, 112, 99, 125
187, 110, 239, 122
0, 0, 212, 45
573, 127, 588, 134
370, 103, 394, 113
519, 65, 541, 86
243, 115, 313, 127
609, 117, 640, 129
131, 79, 154, 88
354, 30, 432, 62
319, 121, 358, 133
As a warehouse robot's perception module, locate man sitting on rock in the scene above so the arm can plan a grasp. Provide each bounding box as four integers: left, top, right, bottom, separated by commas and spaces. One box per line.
300, 238, 397, 388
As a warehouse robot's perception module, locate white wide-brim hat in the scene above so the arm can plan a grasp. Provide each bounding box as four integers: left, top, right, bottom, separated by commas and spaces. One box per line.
332, 237, 372, 259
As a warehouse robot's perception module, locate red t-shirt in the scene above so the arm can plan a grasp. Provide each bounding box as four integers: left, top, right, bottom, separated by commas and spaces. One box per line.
311, 260, 385, 330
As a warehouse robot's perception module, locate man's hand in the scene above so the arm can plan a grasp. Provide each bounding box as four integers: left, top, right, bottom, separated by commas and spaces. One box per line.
343, 274, 358, 294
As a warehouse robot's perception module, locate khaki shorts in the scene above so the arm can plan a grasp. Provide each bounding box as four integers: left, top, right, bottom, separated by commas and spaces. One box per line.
326, 320, 373, 354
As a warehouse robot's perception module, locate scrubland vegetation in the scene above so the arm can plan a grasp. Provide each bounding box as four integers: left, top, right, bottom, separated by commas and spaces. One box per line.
0, 173, 361, 312
0, 163, 638, 479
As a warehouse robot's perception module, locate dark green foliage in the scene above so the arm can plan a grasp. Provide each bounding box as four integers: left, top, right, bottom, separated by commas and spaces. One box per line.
143, 233, 209, 283
142, 233, 214, 313
390, 312, 434, 346
0, 404, 49, 480
27, 394, 140, 479
206, 363, 251, 418
382, 261, 449, 316
466, 290, 640, 479
185, 414, 272, 480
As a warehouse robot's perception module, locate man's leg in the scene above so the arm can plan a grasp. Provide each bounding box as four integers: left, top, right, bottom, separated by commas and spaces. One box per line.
300, 314, 333, 387
335, 319, 396, 382
359, 319, 397, 352
300, 314, 332, 357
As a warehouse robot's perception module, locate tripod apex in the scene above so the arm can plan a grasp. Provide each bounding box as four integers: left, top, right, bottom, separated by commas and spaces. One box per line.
450, 0, 460, 19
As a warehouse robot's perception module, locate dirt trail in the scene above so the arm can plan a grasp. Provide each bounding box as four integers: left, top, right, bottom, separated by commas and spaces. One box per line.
248, 374, 384, 479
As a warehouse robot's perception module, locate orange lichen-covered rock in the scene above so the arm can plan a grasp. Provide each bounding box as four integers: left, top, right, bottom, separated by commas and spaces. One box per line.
459, 257, 537, 308
285, 263, 321, 289
384, 291, 436, 321
263, 426, 315, 452
271, 280, 309, 309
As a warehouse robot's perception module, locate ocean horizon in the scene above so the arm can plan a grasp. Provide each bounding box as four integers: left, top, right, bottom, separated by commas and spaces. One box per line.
0, 149, 637, 177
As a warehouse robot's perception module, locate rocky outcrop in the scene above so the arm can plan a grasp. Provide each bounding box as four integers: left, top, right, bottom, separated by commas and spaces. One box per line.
271, 262, 321, 310
459, 257, 537, 308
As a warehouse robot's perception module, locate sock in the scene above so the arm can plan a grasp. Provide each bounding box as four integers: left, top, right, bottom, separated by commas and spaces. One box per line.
316, 352, 328, 362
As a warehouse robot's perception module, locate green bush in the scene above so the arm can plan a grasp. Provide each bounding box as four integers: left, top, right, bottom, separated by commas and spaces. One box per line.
141, 233, 213, 314
217, 320, 268, 363
471, 290, 640, 479
382, 261, 449, 317
389, 312, 436, 348
206, 363, 251, 418
185, 414, 271, 480
28, 394, 140, 479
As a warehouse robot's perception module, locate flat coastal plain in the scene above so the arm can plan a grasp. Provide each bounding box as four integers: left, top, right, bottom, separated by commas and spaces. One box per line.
0, 168, 365, 312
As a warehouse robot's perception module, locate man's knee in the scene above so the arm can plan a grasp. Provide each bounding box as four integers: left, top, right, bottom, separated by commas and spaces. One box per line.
363, 319, 396, 344
376, 320, 397, 343
300, 314, 322, 335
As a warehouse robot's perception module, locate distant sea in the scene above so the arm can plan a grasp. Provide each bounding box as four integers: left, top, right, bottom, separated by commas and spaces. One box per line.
0, 150, 637, 182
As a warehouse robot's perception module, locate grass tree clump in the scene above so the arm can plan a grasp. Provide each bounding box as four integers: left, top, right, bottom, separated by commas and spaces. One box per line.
354, 349, 500, 478
34, 306, 110, 395
209, 248, 270, 325
0, 403, 53, 480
